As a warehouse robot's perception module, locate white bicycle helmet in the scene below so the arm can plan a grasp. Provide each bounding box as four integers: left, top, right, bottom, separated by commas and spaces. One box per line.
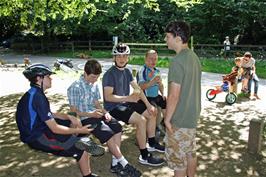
112, 43, 130, 55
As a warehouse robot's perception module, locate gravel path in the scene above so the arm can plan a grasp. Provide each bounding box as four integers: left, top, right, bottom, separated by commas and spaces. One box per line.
0, 54, 265, 177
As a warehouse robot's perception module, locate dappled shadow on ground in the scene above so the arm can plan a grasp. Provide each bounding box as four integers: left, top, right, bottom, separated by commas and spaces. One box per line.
0, 93, 80, 177
198, 97, 266, 177
0, 93, 265, 177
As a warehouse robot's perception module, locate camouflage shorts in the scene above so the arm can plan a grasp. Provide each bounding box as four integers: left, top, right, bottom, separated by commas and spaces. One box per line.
163, 127, 196, 170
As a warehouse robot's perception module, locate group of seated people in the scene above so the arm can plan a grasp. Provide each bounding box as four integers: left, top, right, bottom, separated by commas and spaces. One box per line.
219, 51, 260, 99
15, 43, 167, 177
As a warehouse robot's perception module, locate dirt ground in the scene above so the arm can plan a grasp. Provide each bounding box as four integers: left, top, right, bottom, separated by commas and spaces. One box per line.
0, 68, 266, 177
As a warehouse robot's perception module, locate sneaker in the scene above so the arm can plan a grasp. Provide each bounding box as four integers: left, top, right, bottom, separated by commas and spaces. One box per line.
89, 173, 100, 177
138, 153, 164, 166
111, 163, 141, 177
119, 164, 142, 177
147, 142, 165, 153
75, 137, 105, 156
110, 163, 123, 173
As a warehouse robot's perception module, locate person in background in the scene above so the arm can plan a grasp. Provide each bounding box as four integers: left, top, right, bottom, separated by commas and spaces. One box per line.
67, 59, 141, 177
16, 64, 104, 177
240, 51, 256, 94
164, 20, 202, 177
102, 43, 165, 167
242, 52, 260, 99
223, 36, 231, 60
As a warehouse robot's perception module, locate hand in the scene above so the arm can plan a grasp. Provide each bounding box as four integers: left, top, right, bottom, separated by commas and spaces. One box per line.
68, 115, 82, 128
151, 75, 161, 85
91, 109, 104, 118
164, 120, 173, 134
128, 92, 140, 102
147, 104, 157, 117
77, 125, 94, 134
104, 112, 112, 122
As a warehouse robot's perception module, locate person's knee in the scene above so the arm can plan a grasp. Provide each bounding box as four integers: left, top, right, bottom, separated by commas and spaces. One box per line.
134, 115, 147, 128
79, 151, 90, 162
143, 108, 158, 120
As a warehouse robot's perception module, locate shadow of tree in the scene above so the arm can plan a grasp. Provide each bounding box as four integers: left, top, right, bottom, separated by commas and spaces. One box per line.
0, 93, 265, 177
0, 94, 83, 177
198, 100, 266, 177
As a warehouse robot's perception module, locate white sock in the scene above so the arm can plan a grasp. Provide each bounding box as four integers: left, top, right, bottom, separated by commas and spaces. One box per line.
117, 156, 128, 167
112, 155, 118, 166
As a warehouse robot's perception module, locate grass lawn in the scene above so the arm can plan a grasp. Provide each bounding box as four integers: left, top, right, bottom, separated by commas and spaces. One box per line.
43, 49, 266, 78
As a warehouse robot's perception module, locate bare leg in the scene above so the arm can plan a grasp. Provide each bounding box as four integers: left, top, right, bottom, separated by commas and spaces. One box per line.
187, 153, 197, 177
142, 110, 156, 138
128, 112, 147, 149
156, 107, 163, 127
113, 132, 122, 149
174, 170, 187, 177
173, 153, 197, 177
78, 151, 91, 176
242, 78, 249, 90
107, 135, 123, 159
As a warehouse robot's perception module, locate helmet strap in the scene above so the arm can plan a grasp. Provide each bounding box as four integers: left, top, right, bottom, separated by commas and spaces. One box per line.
114, 61, 127, 68
40, 76, 44, 90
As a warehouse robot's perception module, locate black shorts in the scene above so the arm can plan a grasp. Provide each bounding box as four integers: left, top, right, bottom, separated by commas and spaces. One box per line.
147, 95, 166, 109
28, 128, 84, 162
81, 117, 122, 144
109, 100, 147, 124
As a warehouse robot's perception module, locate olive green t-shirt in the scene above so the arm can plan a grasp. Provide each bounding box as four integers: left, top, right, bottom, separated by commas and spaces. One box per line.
168, 48, 201, 128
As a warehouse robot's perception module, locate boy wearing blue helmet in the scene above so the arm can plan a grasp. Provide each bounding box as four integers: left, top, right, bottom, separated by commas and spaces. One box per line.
16, 64, 104, 177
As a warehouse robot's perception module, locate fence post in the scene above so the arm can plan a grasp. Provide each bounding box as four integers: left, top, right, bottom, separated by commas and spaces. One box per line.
191, 36, 194, 51
71, 41, 75, 57
89, 40, 91, 51
113, 36, 118, 46
247, 118, 264, 154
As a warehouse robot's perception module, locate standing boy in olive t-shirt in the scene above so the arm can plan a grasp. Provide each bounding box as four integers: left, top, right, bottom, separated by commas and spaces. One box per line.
164, 20, 201, 177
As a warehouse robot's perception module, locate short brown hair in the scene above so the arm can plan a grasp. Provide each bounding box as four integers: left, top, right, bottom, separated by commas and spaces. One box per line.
165, 20, 191, 43
84, 60, 102, 75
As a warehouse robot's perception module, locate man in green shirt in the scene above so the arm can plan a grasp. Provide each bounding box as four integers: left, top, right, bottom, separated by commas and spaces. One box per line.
164, 20, 201, 177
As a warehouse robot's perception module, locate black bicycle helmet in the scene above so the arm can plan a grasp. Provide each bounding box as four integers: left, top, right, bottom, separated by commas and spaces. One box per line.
23, 63, 55, 80
112, 43, 130, 55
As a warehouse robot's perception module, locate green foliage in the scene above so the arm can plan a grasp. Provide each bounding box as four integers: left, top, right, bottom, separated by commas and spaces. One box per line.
200, 58, 234, 74
256, 60, 266, 79
129, 56, 266, 79
90, 51, 112, 58
129, 56, 169, 67
45, 50, 112, 59
1, 0, 265, 45
43, 48, 266, 78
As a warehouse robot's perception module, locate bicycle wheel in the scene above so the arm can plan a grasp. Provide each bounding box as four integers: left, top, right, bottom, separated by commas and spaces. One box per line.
225, 93, 237, 105
206, 89, 216, 101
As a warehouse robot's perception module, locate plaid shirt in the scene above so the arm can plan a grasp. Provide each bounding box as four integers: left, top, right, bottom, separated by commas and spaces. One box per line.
67, 75, 100, 119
